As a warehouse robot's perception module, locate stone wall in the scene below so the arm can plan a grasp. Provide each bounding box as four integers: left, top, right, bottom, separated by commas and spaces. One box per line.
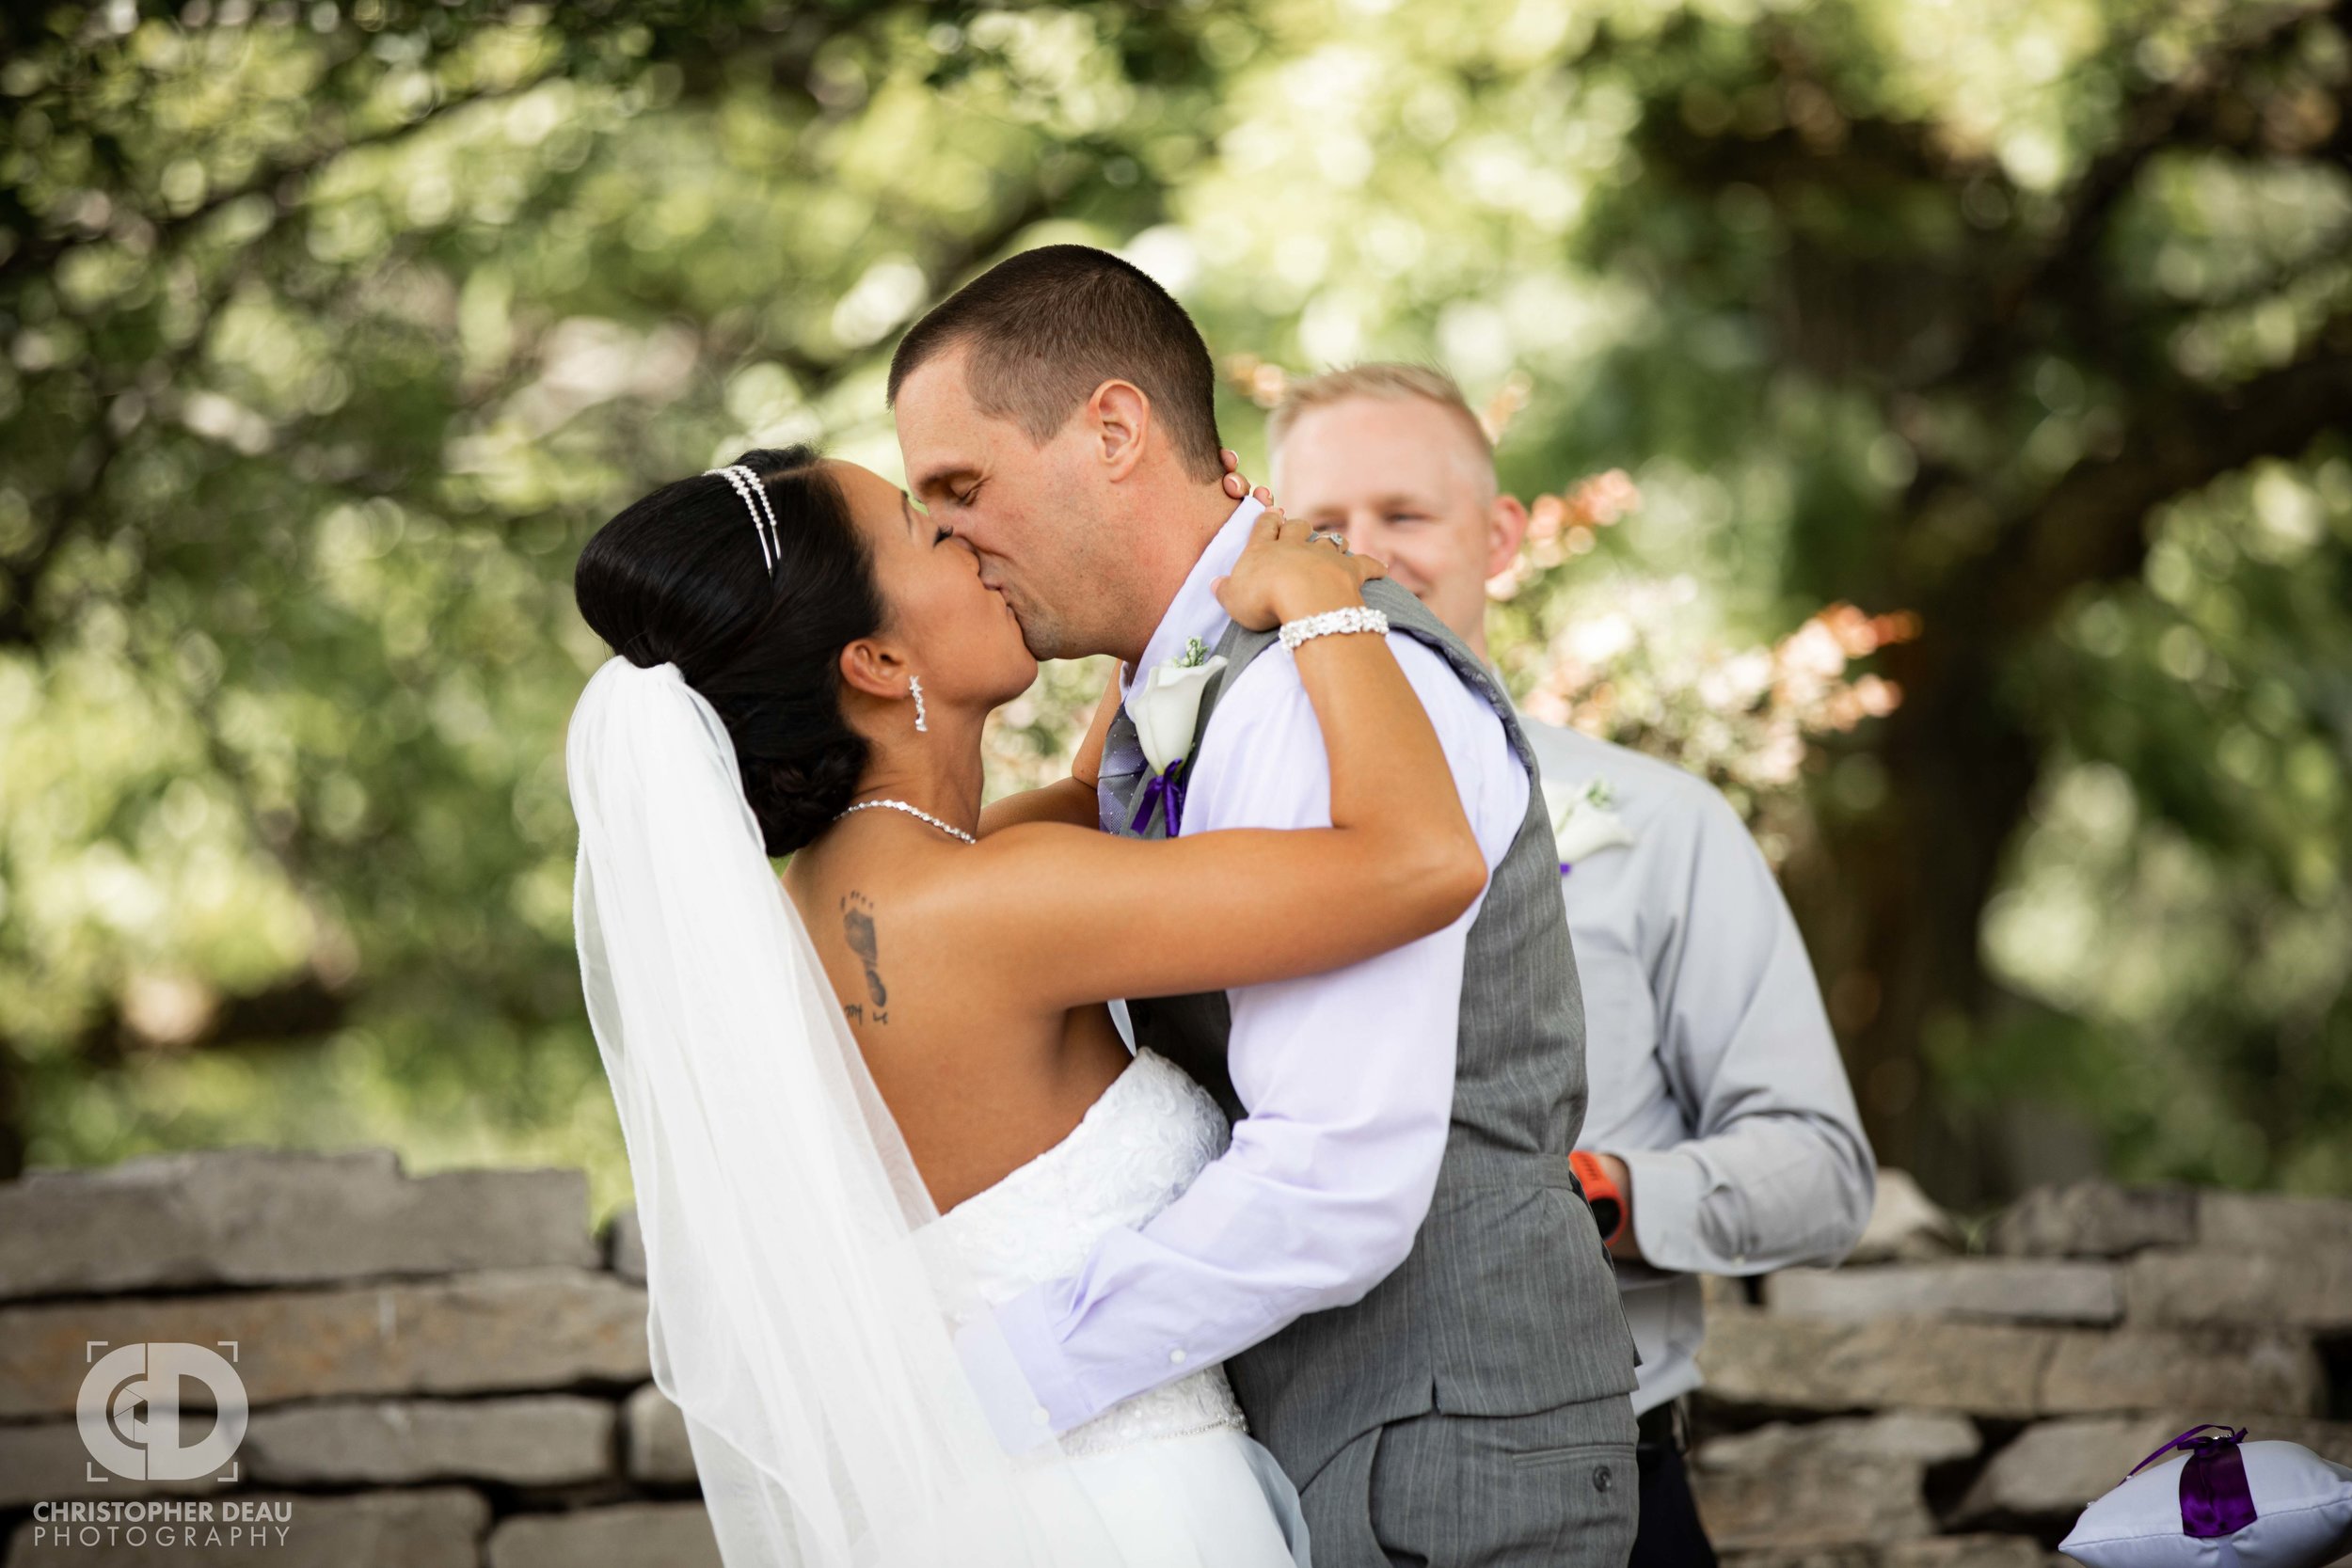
1686, 1173, 2352, 1567
0, 1150, 703, 1568
1, 1151, 2344, 1567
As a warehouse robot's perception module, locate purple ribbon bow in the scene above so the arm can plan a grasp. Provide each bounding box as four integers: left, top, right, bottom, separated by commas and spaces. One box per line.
1131, 758, 1190, 838
2127, 1424, 2256, 1538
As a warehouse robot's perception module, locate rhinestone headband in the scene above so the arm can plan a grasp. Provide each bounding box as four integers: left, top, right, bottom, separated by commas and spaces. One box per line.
705, 463, 784, 574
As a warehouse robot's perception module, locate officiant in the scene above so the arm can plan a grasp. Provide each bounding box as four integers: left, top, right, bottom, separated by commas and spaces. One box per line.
1263, 364, 1877, 1568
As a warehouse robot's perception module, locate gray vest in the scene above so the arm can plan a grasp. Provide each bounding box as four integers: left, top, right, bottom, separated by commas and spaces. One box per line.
1101, 578, 1639, 1489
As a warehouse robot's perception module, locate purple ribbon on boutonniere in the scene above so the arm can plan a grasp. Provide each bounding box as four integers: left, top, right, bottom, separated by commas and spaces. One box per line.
1131, 757, 1190, 838
2126, 1423, 2256, 1538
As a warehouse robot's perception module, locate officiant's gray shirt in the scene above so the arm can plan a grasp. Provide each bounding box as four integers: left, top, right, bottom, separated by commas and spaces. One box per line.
1518, 711, 1876, 1416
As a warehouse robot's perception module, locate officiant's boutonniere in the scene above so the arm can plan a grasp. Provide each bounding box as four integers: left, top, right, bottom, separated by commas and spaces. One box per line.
1543, 775, 1632, 874
1128, 637, 1225, 836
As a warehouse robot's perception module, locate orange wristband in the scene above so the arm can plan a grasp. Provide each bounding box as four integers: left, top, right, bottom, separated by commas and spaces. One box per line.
1570, 1151, 1627, 1246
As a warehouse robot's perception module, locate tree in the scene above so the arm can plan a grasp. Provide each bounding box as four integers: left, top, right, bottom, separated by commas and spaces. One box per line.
4, 0, 2346, 1204
0, 0, 1197, 1195
1598, 0, 2352, 1194
1156, 0, 2352, 1196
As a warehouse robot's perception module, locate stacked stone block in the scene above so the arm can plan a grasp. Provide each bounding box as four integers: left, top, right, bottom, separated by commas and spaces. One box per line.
0, 1150, 711, 1568
3, 1150, 2345, 1566
1688, 1178, 2352, 1566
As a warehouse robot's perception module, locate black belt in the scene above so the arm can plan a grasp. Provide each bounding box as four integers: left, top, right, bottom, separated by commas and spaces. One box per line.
1636, 1399, 1688, 1453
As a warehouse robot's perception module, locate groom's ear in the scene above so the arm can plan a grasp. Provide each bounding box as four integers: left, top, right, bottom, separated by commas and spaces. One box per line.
1086, 379, 1152, 481
837, 637, 910, 703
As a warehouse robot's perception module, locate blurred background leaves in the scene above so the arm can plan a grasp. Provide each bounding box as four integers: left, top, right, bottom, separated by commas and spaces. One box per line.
3, 0, 2346, 1216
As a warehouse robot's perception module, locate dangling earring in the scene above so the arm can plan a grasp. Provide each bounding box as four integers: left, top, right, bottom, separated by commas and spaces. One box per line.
910, 675, 929, 734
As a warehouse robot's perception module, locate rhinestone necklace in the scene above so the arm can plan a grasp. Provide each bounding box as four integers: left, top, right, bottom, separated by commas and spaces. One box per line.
834, 798, 977, 845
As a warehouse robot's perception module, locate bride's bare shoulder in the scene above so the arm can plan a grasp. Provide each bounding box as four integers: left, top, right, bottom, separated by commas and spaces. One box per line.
786, 832, 1039, 981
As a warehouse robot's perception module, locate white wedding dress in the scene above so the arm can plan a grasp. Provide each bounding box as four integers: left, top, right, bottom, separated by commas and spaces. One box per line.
933, 1045, 1312, 1567
570, 656, 1306, 1565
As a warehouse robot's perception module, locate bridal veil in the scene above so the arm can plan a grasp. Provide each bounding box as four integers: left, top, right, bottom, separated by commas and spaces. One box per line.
565, 655, 1131, 1566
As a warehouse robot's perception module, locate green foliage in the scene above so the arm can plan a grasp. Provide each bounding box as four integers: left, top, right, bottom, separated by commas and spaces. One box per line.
4, 0, 2347, 1207
1979, 449, 2352, 1193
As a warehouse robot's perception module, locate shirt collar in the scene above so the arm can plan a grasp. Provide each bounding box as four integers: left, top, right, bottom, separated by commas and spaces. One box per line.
1119, 494, 1265, 703
1493, 662, 1520, 718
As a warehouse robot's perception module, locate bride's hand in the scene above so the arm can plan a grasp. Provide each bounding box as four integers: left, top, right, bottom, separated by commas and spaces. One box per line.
1070, 677, 1123, 790
1220, 448, 1275, 508
1213, 506, 1387, 633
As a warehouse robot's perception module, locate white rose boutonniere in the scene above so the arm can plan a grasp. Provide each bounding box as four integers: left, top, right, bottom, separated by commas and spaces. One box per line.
1543, 775, 1633, 873
1126, 637, 1225, 835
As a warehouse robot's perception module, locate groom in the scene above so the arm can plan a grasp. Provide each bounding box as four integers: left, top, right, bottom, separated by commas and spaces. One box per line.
891, 245, 1641, 1565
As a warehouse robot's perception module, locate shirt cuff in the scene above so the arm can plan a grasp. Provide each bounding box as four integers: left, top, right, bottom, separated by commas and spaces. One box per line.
1611, 1146, 1737, 1276
985, 1283, 1100, 1436
950, 1290, 1083, 1456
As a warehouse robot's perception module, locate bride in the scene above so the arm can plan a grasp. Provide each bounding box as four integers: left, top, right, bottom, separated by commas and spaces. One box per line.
565, 444, 1487, 1566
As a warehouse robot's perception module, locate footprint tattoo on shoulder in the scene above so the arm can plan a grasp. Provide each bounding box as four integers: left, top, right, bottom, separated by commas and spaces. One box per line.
841, 892, 888, 1024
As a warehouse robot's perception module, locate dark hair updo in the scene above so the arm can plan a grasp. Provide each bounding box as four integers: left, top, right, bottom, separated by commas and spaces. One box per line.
574, 445, 884, 855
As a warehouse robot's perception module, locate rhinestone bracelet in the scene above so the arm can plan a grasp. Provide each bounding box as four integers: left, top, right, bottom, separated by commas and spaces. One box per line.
1277, 605, 1390, 653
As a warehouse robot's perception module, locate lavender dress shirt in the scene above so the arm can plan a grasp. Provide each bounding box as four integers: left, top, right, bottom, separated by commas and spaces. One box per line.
977, 497, 1531, 1437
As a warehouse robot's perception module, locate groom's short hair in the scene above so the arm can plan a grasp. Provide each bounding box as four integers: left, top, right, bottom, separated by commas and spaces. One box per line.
888, 245, 1224, 483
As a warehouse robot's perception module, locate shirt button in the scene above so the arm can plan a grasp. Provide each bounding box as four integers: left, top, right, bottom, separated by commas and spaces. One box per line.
1031, 1407, 1051, 1427
1168, 1348, 1187, 1366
